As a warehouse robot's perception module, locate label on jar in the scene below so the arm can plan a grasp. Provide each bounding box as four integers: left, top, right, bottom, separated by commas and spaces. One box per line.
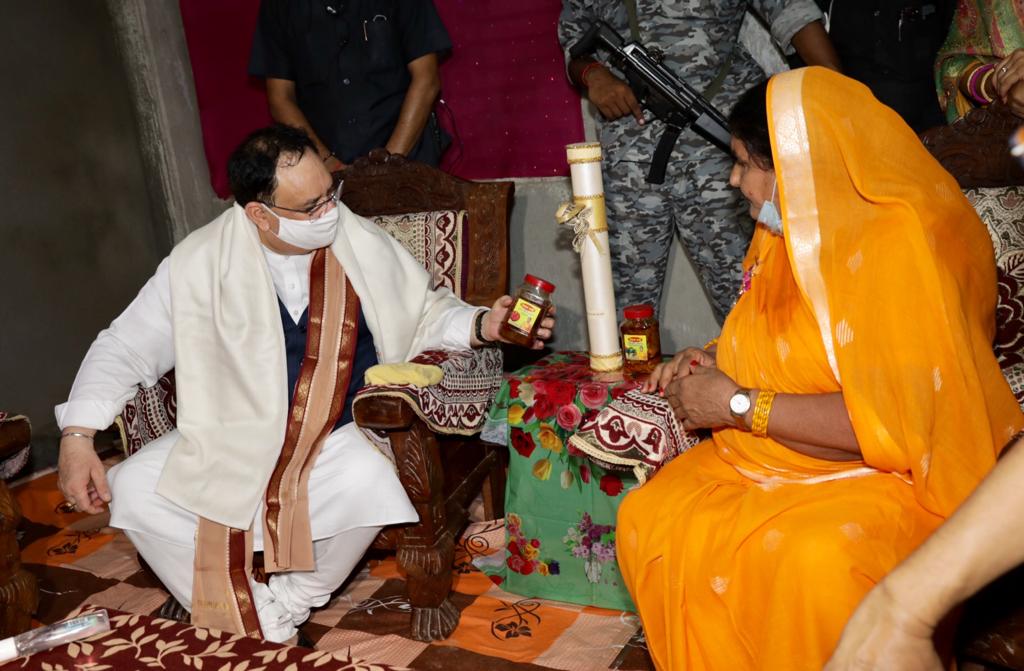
507, 298, 542, 333
623, 334, 649, 361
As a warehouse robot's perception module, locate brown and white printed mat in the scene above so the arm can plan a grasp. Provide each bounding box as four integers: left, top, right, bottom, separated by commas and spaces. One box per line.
13, 464, 653, 670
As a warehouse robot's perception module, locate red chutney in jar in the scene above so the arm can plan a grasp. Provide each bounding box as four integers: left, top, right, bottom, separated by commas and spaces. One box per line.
500, 274, 555, 347
621, 303, 660, 376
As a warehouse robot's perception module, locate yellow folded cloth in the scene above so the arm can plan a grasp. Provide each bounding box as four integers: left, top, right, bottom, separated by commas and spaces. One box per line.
364, 362, 443, 387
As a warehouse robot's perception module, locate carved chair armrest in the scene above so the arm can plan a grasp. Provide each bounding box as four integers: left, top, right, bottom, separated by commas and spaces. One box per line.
353, 347, 504, 436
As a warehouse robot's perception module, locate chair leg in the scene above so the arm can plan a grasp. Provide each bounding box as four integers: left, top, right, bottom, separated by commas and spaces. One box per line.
390, 421, 460, 641
481, 445, 507, 520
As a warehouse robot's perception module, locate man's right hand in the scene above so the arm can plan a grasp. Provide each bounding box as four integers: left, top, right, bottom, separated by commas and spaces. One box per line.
585, 67, 645, 124
58, 434, 111, 514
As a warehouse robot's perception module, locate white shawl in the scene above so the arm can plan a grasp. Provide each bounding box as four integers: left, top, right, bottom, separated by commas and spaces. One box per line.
158, 203, 466, 529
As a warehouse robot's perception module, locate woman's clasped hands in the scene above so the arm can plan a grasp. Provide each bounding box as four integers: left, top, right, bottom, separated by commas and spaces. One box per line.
642, 346, 740, 431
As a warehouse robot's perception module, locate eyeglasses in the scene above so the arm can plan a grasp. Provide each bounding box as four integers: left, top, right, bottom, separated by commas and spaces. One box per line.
262, 177, 343, 220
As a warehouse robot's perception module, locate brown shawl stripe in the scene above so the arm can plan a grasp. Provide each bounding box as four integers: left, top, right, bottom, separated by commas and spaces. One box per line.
192, 520, 263, 638
263, 248, 329, 558
227, 527, 262, 636
263, 249, 360, 572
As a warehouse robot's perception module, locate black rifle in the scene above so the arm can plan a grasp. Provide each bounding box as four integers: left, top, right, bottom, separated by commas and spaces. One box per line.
570, 21, 732, 184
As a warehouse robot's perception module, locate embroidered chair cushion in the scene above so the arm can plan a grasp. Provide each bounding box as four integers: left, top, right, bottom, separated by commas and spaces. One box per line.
115, 372, 177, 456
355, 347, 504, 435
371, 210, 467, 299
567, 390, 701, 485
966, 186, 1024, 371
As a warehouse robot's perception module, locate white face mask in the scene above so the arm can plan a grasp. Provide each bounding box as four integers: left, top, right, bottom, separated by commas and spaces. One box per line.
263, 203, 340, 250
756, 177, 783, 235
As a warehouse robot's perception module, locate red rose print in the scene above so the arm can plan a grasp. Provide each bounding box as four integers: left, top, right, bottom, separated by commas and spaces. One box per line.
580, 464, 591, 483
509, 379, 521, 398
580, 382, 609, 409
508, 540, 521, 557
533, 396, 556, 420
520, 560, 535, 576
511, 429, 536, 459
530, 538, 540, 548
599, 473, 624, 497
556, 403, 583, 431
546, 381, 577, 407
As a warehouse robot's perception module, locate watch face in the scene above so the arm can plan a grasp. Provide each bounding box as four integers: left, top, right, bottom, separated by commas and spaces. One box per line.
729, 391, 751, 416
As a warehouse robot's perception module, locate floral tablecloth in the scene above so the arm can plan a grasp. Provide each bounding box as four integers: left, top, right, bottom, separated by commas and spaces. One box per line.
480, 351, 640, 611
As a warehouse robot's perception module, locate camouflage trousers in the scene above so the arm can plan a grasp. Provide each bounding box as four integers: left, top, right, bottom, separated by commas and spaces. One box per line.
603, 137, 753, 323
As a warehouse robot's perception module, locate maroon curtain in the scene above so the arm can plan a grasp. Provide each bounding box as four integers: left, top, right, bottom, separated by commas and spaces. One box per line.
179, 1, 272, 199
433, 1, 584, 179
178, 1, 583, 197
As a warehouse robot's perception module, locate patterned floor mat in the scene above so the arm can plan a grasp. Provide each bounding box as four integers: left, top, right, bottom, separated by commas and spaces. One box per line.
13, 465, 653, 670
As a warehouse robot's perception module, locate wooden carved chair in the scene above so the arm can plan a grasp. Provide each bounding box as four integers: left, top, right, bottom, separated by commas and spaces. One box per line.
115, 150, 513, 642
921, 103, 1024, 671
0, 413, 38, 637
345, 151, 511, 640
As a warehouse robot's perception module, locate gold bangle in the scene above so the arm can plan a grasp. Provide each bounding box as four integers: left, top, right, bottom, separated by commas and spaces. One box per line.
703, 338, 718, 351
750, 390, 777, 438
979, 67, 996, 102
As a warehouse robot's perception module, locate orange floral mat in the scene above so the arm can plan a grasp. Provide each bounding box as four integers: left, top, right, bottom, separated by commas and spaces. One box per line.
13, 465, 653, 670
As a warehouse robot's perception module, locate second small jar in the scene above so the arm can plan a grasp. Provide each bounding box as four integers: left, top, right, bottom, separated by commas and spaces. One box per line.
621, 303, 661, 376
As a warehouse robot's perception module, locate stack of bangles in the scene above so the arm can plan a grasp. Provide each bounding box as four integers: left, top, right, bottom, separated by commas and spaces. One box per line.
750, 389, 777, 438
966, 63, 996, 105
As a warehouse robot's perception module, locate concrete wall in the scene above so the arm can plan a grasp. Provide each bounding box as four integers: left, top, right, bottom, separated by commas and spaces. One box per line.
507, 178, 718, 357
0, 3, 165, 447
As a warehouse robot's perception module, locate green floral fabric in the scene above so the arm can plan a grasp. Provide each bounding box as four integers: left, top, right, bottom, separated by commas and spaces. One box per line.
481, 352, 640, 611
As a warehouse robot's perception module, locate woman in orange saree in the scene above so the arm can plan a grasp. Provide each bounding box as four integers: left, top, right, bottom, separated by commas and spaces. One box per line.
617, 66, 1023, 670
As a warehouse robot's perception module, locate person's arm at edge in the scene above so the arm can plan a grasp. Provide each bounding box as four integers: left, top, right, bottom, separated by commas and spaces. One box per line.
385, 53, 441, 157
790, 20, 841, 71
826, 437, 1024, 668
57, 258, 176, 515
265, 78, 344, 170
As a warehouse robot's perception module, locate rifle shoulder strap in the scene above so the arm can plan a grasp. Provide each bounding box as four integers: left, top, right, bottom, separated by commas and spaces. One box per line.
704, 1, 752, 100
619, 0, 744, 101
622, 0, 642, 42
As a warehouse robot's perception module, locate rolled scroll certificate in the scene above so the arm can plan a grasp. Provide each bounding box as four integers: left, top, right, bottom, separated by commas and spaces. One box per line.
564, 143, 623, 372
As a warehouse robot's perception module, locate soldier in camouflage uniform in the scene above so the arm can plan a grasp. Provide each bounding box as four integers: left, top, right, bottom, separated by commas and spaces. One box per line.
559, 0, 837, 322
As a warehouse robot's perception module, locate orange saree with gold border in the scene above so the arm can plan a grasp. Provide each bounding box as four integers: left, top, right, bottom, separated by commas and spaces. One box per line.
617, 67, 1023, 670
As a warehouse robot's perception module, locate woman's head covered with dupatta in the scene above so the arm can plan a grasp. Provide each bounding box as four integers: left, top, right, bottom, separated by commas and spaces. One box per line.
722, 67, 1022, 515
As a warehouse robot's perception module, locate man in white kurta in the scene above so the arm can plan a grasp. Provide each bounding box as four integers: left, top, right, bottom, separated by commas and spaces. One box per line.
55, 125, 552, 643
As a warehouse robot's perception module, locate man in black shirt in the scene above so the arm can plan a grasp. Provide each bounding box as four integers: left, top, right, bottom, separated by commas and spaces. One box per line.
801, 0, 955, 132
249, 0, 451, 169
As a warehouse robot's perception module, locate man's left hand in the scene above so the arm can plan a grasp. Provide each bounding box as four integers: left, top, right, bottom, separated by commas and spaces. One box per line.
663, 364, 736, 430
481, 296, 556, 349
